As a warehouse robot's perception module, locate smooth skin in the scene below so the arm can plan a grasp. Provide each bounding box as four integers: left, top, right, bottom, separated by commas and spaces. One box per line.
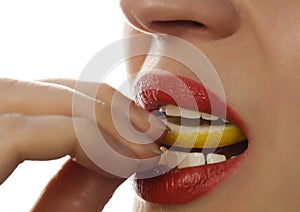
1, 0, 300, 211
120, 0, 300, 211
0, 78, 166, 211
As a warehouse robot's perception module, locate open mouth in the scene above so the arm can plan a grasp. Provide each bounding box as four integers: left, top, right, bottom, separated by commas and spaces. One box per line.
133, 73, 249, 205
157, 104, 248, 169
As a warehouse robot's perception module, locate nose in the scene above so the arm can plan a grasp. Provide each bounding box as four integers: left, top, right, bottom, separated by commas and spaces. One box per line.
120, 0, 240, 40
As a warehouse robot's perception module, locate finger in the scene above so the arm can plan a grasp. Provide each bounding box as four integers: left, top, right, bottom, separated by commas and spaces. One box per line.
39, 78, 131, 105
39, 78, 114, 103
39, 78, 157, 131
40, 78, 168, 139
0, 78, 76, 116
0, 114, 160, 184
0, 78, 121, 120
0, 114, 80, 184
32, 160, 124, 212
0, 78, 167, 157
0, 78, 165, 139
47, 79, 169, 161
8, 78, 141, 123
0, 78, 116, 122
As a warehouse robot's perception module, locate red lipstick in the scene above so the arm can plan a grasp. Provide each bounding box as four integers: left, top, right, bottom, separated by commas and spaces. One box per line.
133, 72, 247, 205
134, 157, 244, 204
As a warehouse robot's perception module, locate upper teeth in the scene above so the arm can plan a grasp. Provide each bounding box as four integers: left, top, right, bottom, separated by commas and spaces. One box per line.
159, 105, 220, 121
202, 113, 219, 121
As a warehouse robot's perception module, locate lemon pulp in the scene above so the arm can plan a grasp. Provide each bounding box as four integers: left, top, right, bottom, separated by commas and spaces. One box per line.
162, 125, 246, 149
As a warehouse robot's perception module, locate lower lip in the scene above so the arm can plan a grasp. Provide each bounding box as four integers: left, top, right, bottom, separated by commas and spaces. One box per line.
133, 73, 248, 205
133, 155, 245, 205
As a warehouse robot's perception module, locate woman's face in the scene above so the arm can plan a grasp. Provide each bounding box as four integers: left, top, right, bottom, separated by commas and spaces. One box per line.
120, 0, 300, 211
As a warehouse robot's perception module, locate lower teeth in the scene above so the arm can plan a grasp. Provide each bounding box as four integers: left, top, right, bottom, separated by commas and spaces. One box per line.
159, 145, 245, 170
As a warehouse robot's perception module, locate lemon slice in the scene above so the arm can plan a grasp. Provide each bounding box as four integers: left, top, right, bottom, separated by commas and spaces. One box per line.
162, 125, 246, 149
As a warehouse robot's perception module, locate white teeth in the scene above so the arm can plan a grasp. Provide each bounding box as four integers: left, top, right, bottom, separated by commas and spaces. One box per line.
222, 118, 229, 123
158, 149, 187, 168
161, 105, 202, 119
159, 106, 167, 113
177, 153, 205, 169
207, 154, 226, 164
159, 105, 221, 121
201, 113, 219, 121
159, 148, 229, 169
181, 109, 202, 119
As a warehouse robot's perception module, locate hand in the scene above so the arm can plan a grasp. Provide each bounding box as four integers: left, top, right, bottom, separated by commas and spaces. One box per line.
0, 78, 166, 211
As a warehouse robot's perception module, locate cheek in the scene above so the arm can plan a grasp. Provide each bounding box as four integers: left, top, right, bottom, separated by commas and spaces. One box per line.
258, 6, 300, 132
236, 1, 300, 133
123, 24, 148, 77
243, 1, 300, 78
125, 56, 146, 77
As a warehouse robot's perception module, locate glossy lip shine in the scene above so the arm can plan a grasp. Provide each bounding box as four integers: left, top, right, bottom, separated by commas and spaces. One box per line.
133, 73, 248, 205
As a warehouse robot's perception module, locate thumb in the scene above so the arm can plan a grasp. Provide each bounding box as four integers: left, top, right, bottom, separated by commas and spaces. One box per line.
32, 159, 124, 212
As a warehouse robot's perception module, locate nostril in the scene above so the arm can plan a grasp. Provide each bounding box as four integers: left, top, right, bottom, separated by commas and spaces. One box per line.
152, 20, 206, 29
150, 20, 207, 36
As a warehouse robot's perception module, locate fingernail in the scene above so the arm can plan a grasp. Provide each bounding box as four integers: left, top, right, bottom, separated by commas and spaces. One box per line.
143, 141, 163, 155
141, 134, 163, 155
151, 146, 163, 155
160, 146, 168, 153
132, 142, 163, 159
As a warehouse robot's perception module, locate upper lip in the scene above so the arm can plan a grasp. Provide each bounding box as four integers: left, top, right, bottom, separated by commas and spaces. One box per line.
134, 71, 247, 135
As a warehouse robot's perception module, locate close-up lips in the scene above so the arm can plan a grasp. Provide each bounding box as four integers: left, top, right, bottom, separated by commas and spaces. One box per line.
133, 72, 249, 205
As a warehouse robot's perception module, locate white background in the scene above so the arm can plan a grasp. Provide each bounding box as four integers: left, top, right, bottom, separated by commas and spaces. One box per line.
0, 1, 134, 211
